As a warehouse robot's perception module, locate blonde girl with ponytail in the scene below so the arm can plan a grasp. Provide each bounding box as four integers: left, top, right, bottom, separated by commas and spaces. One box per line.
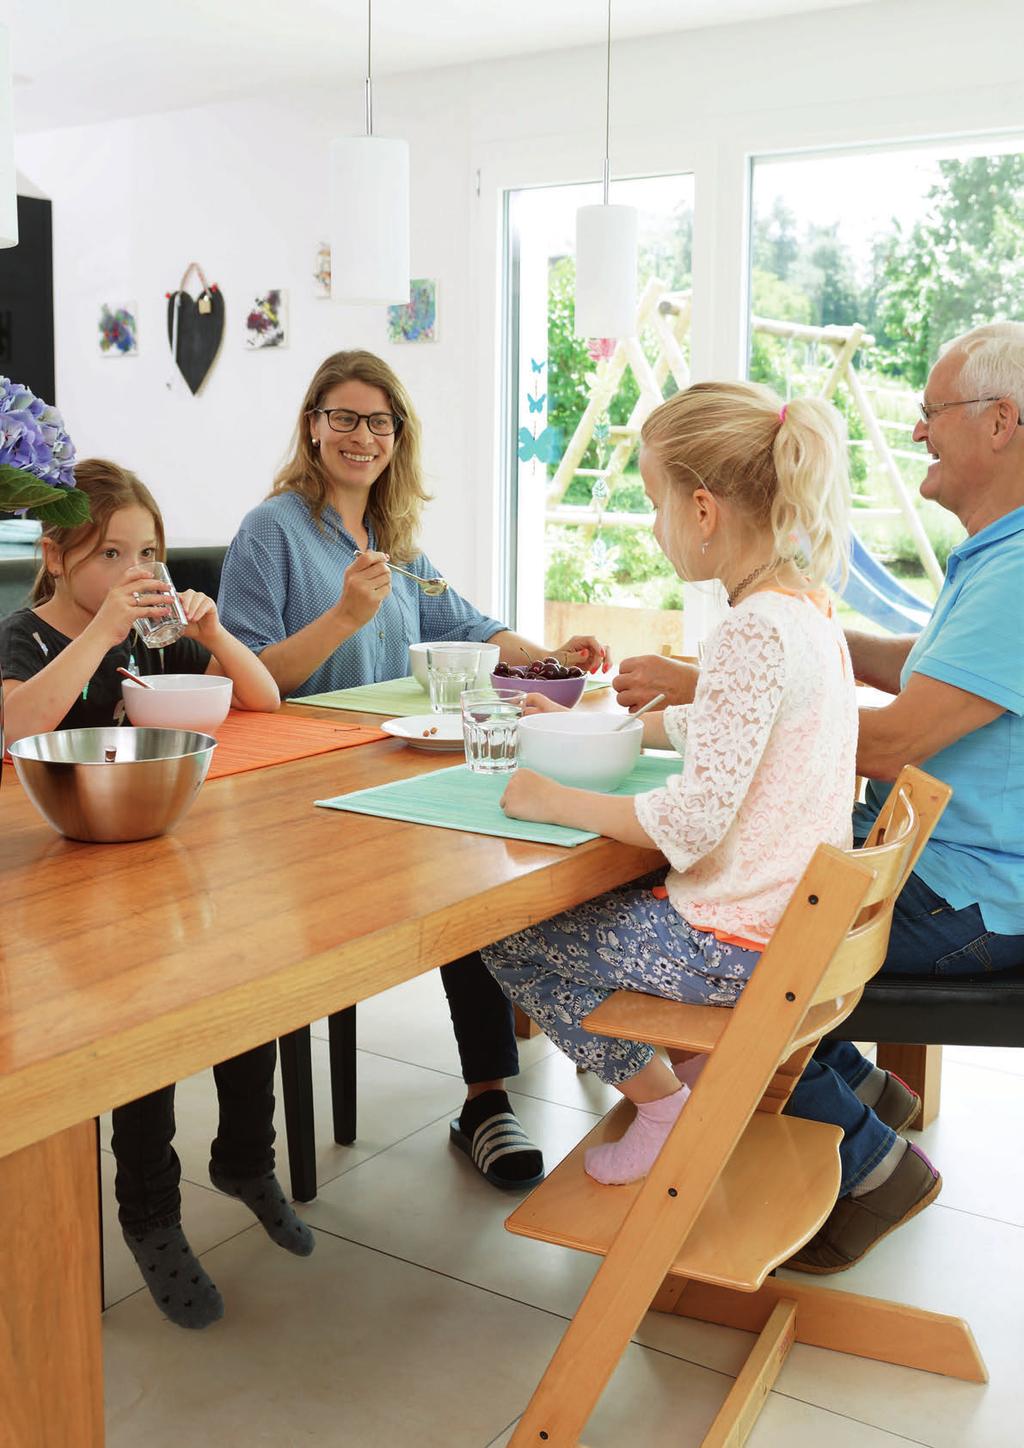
480, 381, 858, 1187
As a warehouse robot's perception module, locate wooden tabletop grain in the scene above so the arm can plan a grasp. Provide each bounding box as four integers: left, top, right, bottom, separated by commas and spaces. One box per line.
0, 697, 661, 1160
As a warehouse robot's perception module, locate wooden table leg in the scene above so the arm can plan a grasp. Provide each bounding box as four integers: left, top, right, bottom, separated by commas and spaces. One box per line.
876, 1043, 943, 1129
0, 1120, 104, 1446
513, 1005, 541, 1040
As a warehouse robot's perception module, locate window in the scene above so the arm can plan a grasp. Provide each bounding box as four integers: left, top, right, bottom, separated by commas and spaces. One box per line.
504, 174, 693, 663
748, 137, 1024, 630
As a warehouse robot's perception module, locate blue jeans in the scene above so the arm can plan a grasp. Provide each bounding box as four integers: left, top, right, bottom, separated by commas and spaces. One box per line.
788, 861, 1024, 1193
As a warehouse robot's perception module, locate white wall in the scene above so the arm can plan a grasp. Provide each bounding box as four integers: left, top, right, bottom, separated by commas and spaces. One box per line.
15, 0, 1024, 617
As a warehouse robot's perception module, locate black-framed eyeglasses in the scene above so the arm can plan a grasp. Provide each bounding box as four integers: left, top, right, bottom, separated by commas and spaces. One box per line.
308, 408, 402, 436
918, 396, 1003, 424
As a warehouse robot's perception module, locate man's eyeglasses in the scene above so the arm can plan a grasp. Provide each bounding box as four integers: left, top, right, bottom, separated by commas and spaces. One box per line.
918, 396, 1003, 424
308, 408, 402, 436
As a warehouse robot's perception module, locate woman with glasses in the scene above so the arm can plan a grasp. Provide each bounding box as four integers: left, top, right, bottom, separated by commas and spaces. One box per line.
218, 349, 609, 1192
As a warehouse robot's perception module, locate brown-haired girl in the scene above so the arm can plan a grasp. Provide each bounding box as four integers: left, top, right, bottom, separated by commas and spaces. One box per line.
0, 460, 309, 1332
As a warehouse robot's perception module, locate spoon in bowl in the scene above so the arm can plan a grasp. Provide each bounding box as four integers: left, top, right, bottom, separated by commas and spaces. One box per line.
117, 666, 154, 689
614, 692, 666, 731
355, 551, 448, 596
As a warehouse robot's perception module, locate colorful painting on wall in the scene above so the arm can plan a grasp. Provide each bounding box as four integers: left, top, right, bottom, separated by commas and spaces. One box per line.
386, 279, 437, 343
313, 243, 331, 298
99, 303, 138, 357
244, 290, 287, 350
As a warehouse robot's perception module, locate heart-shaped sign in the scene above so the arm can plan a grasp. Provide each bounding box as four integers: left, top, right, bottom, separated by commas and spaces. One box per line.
166, 265, 225, 395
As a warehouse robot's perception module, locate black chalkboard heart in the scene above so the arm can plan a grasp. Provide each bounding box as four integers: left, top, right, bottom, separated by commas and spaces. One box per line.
166, 282, 225, 396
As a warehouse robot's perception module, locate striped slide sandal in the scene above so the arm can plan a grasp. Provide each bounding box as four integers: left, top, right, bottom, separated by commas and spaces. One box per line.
449, 1090, 545, 1190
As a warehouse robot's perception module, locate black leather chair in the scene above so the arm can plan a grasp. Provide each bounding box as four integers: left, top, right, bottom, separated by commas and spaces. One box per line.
822, 958, 1024, 1126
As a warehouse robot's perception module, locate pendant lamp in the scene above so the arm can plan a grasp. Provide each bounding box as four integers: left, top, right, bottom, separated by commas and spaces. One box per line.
574, 0, 636, 339
328, 0, 409, 305
0, 25, 17, 249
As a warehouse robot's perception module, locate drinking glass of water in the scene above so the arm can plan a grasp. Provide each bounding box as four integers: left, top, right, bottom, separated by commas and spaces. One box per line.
427, 644, 482, 714
461, 689, 525, 774
133, 561, 189, 650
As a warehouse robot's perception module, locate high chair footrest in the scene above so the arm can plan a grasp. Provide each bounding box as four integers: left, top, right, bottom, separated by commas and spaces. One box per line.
505, 1102, 842, 1293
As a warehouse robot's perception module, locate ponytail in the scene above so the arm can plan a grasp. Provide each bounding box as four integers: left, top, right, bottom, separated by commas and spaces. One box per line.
771, 396, 850, 588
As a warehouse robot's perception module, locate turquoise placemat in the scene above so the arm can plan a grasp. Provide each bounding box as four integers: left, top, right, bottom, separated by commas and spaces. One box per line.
315, 754, 680, 847
291, 673, 610, 717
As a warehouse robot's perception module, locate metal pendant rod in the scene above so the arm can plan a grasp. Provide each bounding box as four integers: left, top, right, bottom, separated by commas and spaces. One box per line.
364, 0, 374, 137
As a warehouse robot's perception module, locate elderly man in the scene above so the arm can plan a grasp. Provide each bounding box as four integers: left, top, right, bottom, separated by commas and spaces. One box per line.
615, 322, 1024, 1270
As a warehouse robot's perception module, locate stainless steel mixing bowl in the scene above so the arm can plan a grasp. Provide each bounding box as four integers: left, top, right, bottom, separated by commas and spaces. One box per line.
9, 727, 217, 842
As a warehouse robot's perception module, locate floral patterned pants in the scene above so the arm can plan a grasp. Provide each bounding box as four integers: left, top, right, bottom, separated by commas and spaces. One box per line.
480, 879, 761, 1086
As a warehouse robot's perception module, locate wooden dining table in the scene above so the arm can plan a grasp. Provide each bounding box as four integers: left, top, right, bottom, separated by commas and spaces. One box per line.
0, 697, 662, 1447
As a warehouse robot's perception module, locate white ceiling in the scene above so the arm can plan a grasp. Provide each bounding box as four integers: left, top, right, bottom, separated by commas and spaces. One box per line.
6, 0, 878, 134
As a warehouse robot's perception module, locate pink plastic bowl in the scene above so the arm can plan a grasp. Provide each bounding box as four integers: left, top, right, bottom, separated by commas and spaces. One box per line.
490, 670, 586, 708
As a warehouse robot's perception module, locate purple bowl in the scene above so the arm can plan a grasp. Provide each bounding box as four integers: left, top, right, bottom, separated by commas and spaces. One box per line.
490, 670, 586, 707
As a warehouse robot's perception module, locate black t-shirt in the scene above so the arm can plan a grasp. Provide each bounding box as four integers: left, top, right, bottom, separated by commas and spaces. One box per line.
0, 608, 212, 731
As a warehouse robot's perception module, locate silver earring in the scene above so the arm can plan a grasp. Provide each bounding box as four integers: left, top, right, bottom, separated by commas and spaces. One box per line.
312, 437, 320, 448
701, 541, 709, 555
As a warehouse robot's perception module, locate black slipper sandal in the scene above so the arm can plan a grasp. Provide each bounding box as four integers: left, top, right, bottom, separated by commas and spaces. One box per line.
450, 1091, 545, 1190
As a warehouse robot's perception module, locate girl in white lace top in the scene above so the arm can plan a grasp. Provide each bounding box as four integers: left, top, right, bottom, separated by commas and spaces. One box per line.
481, 381, 857, 1185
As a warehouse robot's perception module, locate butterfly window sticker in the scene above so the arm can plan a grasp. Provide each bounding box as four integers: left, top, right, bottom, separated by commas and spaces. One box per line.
517, 357, 562, 466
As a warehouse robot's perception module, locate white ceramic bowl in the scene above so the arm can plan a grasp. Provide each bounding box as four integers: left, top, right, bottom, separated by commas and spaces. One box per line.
122, 673, 233, 734
408, 640, 500, 692
518, 712, 643, 791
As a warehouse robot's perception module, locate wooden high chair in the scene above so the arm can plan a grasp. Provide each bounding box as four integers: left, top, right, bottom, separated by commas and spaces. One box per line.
504, 766, 985, 1446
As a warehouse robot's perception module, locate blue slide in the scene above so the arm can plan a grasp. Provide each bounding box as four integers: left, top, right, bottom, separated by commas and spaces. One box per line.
838, 533, 933, 635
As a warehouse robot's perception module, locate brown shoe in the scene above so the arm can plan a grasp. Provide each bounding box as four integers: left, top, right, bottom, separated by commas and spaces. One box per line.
786, 1143, 941, 1275
873, 1071, 921, 1134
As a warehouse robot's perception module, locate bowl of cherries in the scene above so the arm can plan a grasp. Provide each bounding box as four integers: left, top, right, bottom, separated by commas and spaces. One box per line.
491, 654, 587, 708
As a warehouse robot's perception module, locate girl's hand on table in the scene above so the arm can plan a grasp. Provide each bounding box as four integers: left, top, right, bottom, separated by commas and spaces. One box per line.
556, 635, 611, 675
90, 565, 171, 648
499, 767, 566, 823
337, 550, 392, 631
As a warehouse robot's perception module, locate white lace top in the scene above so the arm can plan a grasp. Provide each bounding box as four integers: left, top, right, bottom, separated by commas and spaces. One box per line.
634, 590, 858, 947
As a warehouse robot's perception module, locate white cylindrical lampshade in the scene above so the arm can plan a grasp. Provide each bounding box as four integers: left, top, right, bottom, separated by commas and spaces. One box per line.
574, 202, 638, 339
0, 25, 17, 249
328, 135, 409, 306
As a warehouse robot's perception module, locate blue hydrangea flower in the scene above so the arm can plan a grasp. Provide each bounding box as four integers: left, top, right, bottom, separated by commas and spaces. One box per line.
0, 377, 77, 489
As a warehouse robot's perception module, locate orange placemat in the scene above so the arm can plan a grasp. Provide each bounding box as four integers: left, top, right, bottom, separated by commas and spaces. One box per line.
206, 710, 387, 780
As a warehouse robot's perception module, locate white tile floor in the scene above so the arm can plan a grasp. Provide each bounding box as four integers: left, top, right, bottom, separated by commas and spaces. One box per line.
100, 980, 1024, 1447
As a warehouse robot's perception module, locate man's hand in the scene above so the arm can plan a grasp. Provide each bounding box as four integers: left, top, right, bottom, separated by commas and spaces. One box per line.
613, 655, 698, 712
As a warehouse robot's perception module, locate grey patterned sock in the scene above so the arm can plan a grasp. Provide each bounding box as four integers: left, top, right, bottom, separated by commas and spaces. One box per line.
121, 1224, 224, 1329
209, 1166, 315, 1256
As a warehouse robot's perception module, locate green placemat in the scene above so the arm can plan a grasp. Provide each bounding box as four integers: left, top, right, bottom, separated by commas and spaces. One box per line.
291, 673, 610, 717
315, 753, 680, 847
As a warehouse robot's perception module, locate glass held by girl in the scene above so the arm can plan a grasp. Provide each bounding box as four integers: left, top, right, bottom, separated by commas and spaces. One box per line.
0, 460, 310, 1331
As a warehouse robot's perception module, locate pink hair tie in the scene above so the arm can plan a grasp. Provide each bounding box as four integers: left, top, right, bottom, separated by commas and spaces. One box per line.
778, 404, 788, 423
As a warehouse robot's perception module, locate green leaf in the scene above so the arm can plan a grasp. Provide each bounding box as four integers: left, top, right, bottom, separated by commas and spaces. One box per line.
0, 469, 91, 525
30, 487, 92, 527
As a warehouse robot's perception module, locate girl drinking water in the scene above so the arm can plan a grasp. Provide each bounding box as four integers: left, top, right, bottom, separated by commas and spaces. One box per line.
481, 382, 857, 1185
0, 460, 308, 1330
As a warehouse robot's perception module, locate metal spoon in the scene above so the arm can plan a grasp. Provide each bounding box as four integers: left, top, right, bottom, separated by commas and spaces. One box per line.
356, 551, 448, 596
614, 692, 666, 730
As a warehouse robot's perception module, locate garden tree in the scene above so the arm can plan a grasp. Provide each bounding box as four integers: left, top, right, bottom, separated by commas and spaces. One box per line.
791, 223, 862, 328
752, 196, 800, 281
871, 154, 1024, 385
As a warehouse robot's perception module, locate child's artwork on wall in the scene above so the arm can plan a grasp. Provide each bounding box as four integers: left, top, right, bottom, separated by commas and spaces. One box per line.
99, 303, 138, 357
386, 279, 437, 343
314, 243, 331, 298
244, 290, 287, 350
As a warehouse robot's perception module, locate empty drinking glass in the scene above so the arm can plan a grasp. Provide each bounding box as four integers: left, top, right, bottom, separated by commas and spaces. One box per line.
461, 689, 525, 774
132, 561, 189, 650
427, 643, 482, 714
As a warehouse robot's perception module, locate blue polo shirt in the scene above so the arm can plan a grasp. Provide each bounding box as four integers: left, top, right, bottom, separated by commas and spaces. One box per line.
218, 491, 504, 697
863, 506, 1024, 934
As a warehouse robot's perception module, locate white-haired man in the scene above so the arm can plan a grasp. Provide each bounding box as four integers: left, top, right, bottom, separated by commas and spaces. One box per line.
615, 322, 1024, 1270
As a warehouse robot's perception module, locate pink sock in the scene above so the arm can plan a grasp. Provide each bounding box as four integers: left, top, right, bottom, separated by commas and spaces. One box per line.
584, 1085, 690, 1185
672, 1056, 707, 1091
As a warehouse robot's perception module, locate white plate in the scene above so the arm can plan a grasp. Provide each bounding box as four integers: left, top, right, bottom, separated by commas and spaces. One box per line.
381, 715, 466, 752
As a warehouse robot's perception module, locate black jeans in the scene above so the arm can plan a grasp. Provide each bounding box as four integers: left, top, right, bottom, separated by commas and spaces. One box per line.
440, 951, 519, 1085
111, 1041, 277, 1233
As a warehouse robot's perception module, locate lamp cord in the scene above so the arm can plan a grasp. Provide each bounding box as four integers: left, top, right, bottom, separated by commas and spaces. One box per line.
365, 0, 374, 137
603, 0, 612, 204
